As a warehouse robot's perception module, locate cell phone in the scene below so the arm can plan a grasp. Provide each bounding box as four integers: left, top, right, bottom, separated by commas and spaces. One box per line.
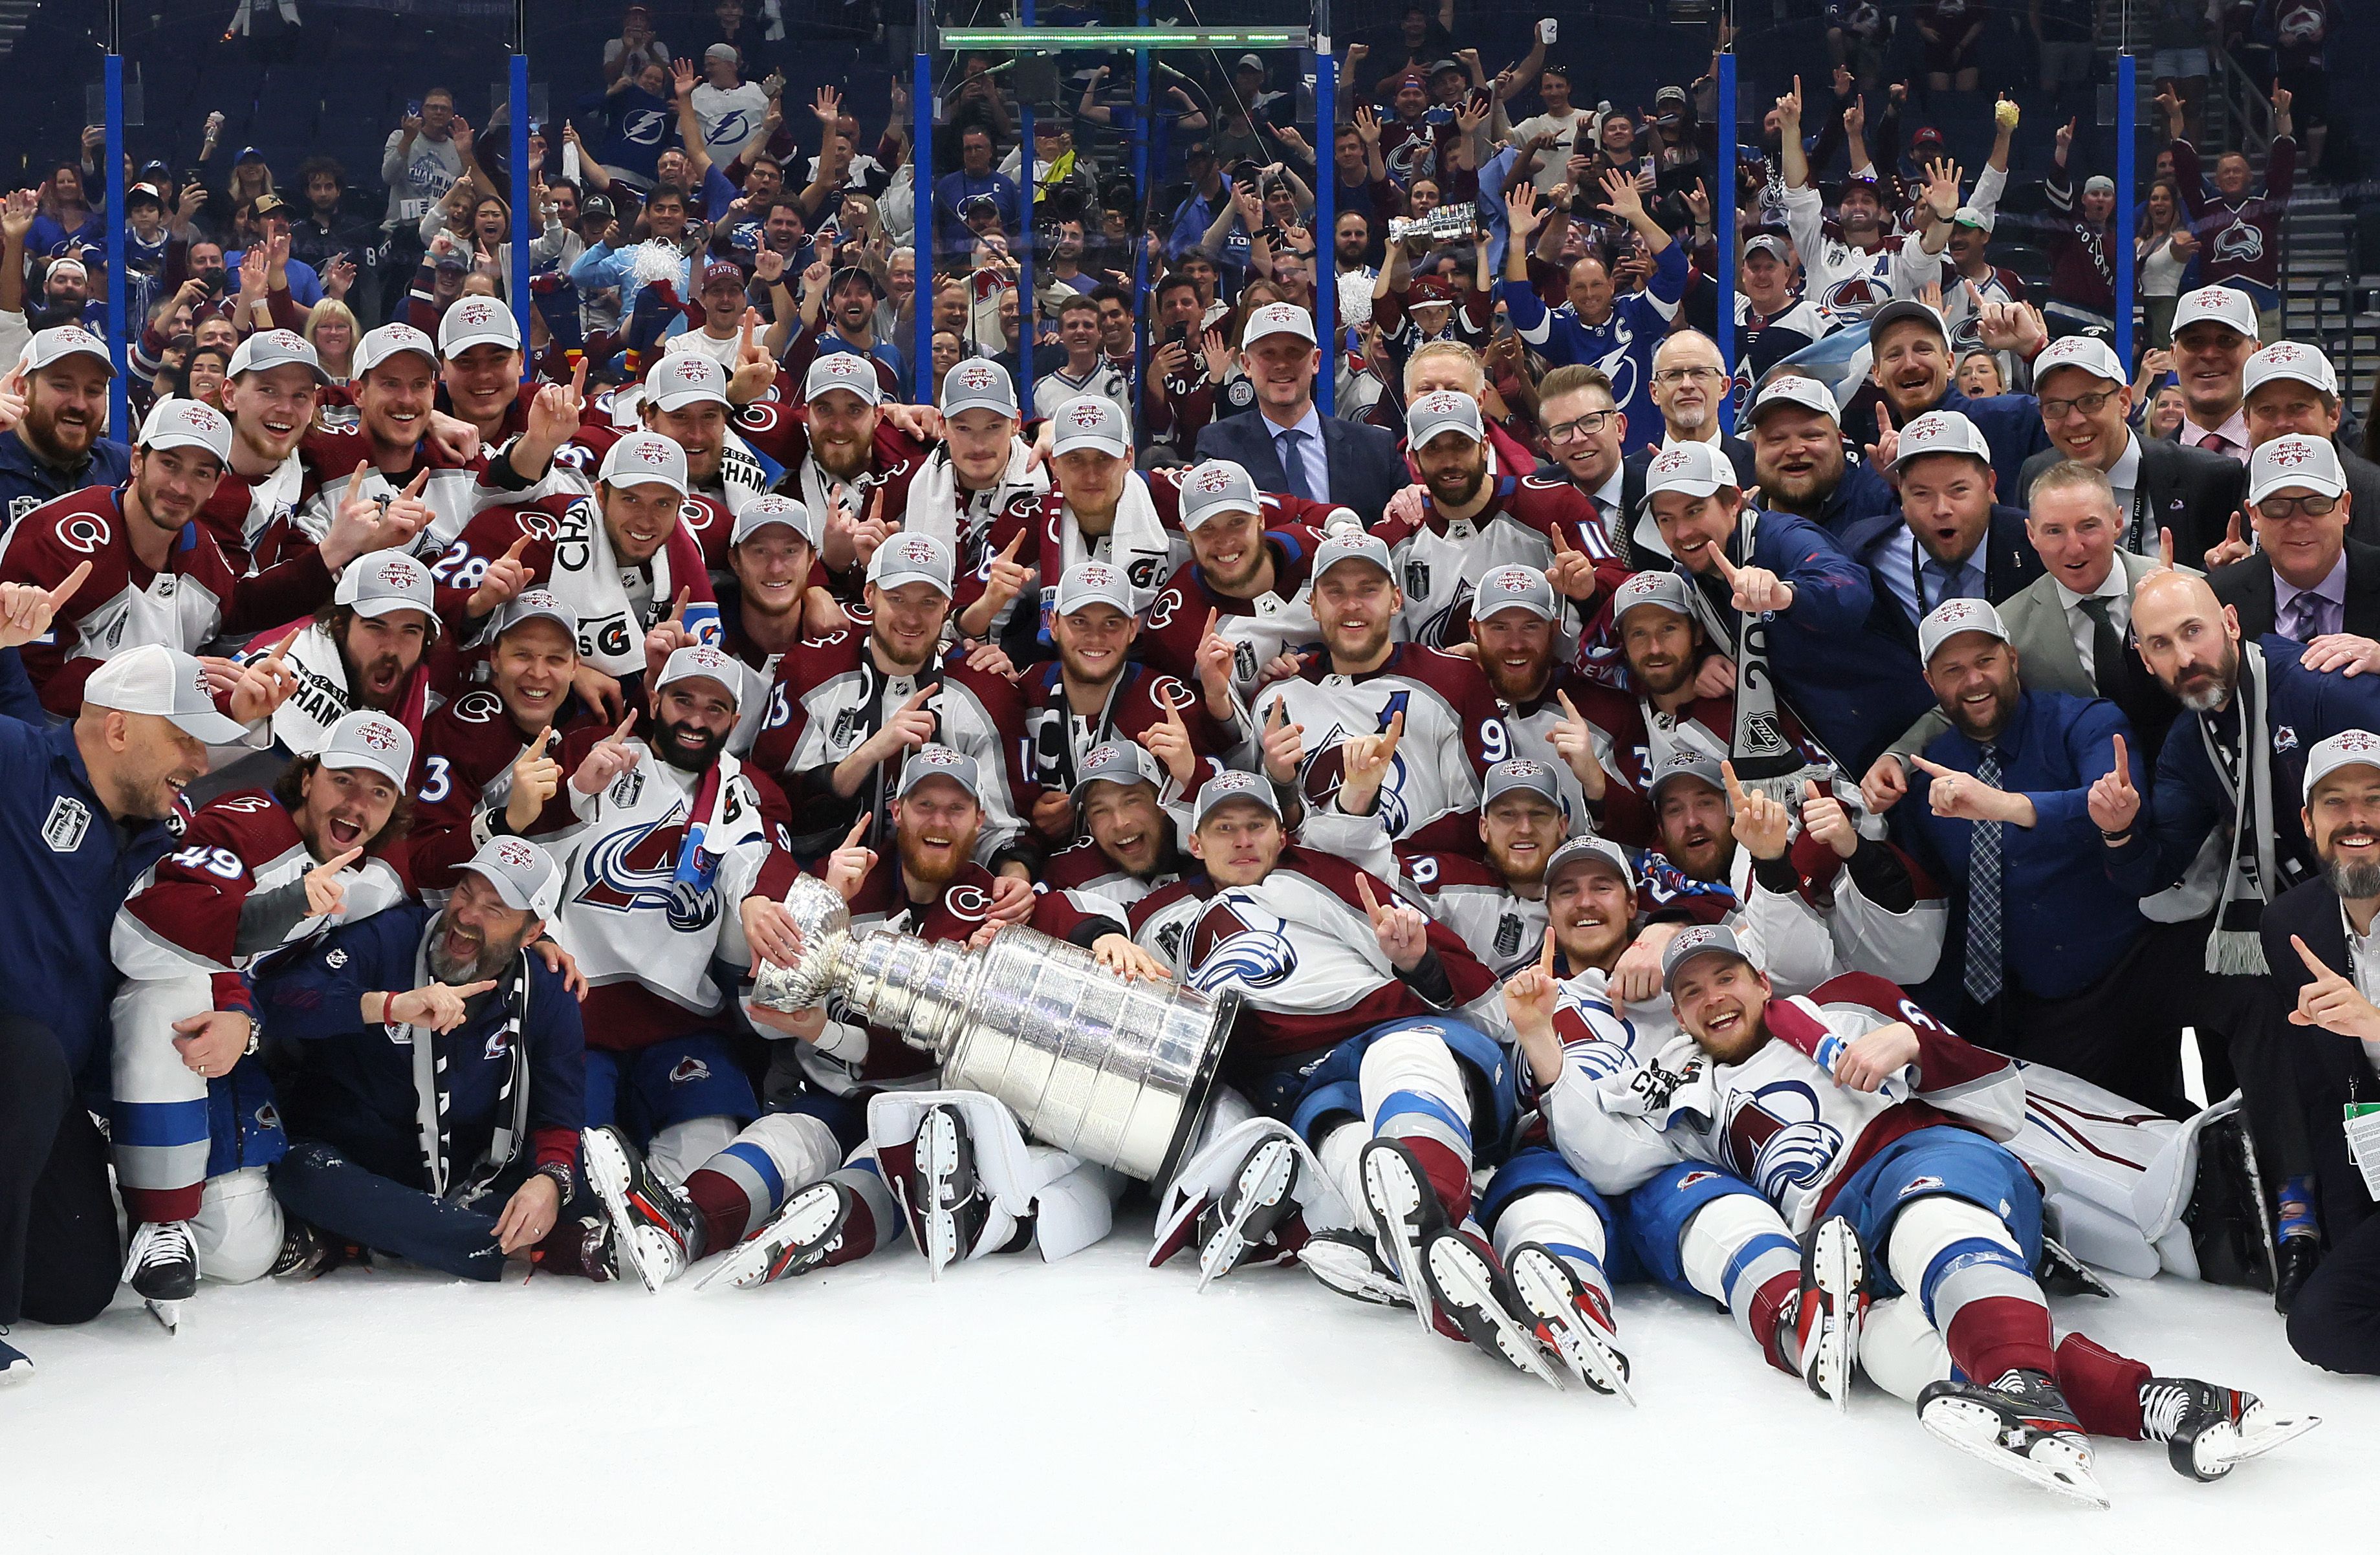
1164, 321, 1190, 349
405, 100, 423, 120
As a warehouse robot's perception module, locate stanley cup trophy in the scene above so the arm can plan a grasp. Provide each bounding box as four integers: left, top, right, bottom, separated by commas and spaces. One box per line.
751, 876, 1236, 1184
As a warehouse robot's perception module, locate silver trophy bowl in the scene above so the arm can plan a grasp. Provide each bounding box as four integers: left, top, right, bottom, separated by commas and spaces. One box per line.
753, 876, 1234, 1182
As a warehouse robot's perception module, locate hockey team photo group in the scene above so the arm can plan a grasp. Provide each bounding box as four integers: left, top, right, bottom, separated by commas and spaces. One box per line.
2, 0, 2377, 1544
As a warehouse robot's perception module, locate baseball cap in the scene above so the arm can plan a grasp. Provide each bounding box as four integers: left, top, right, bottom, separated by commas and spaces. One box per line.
1431, 58, 1465, 76
2029, 334, 2126, 392
730, 493, 818, 548
136, 397, 232, 462
44, 257, 85, 281
2082, 174, 2116, 198
26, 324, 115, 376
353, 322, 438, 375
433, 245, 471, 272
867, 531, 955, 596
2248, 434, 2348, 506
1611, 569, 1696, 624
1050, 396, 1130, 458
1312, 532, 1394, 583
1746, 374, 1837, 426
1236, 52, 1265, 72
1241, 301, 1316, 349
333, 549, 438, 623
1055, 561, 1137, 616
1178, 459, 1262, 530
1482, 757, 1562, 809
1910, 125, 1946, 150
1406, 389, 1485, 448
1916, 596, 2011, 667
1952, 206, 1994, 235
1661, 922, 1752, 992
84, 644, 248, 742
1890, 409, 1995, 472
701, 260, 748, 294
2171, 284, 2259, 342
1654, 84, 1688, 106
439, 294, 521, 356
492, 588, 578, 643
1649, 750, 1727, 802
1867, 298, 1948, 347
653, 643, 742, 709
1407, 274, 1456, 307
1639, 440, 1739, 503
897, 744, 981, 800
941, 358, 1019, 419
126, 181, 164, 206
234, 146, 265, 164
648, 352, 732, 411
1743, 233, 1793, 265
2244, 340, 2341, 402
250, 192, 290, 221
2302, 729, 2380, 801
457, 834, 564, 919
1544, 834, 1635, 893
598, 430, 690, 495
1192, 768, 1282, 828
226, 327, 331, 386
704, 42, 739, 63
318, 708, 415, 787
1073, 739, 1167, 797
1472, 563, 1557, 621
804, 351, 883, 406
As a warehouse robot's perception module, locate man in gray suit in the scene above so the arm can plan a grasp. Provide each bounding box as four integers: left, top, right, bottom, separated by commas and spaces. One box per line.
2241, 340, 2380, 547
1863, 459, 2181, 810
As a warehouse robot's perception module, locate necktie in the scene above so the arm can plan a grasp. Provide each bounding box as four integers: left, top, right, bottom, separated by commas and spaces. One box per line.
2283, 591, 2325, 644
2200, 430, 2232, 458
1923, 558, 1980, 611
2077, 595, 2125, 697
1963, 748, 2005, 1006
1277, 428, 1315, 501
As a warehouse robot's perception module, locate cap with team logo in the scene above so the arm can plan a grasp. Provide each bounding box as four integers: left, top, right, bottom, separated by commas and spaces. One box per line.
2029, 334, 2127, 392
1544, 834, 1635, 892
439, 294, 521, 357
1890, 408, 1994, 472
941, 358, 1019, 419
1639, 440, 1740, 503
1743, 233, 1794, 266
1648, 749, 1727, 802
2244, 340, 2341, 402
1473, 563, 1557, 621
1406, 389, 1485, 448
1055, 560, 1137, 616
136, 397, 232, 462
730, 493, 818, 548
1916, 596, 2012, 666
1240, 301, 1317, 348
598, 431, 690, 495
457, 834, 564, 919
353, 322, 439, 375
1661, 922, 1752, 992
804, 351, 883, 406
1192, 768, 1282, 827
492, 587, 578, 642
1611, 570, 1696, 624
1746, 374, 1838, 425
2171, 284, 2260, 342
647, 352, 731, 411
653, 643, 742, 709
318, 708, 415, 787
1072, 739, 1167, 797
1482, 757, 1563, 809
1312, 531, 1395, 583
1051, 396, 1130, 458
2248, 434, 2348, 506
25, 324, 115, 376
1178, 459, 1263, 530
866, 530, 955, 596
84, 644, 251, 743
1867, 298, 1949, 347
333, 549, 438, 624
897, 744, 981, 800
2303, 729, 2380, 801
226, 327, 331, 385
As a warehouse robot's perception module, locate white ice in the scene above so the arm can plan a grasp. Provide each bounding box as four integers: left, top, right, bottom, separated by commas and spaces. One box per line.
4, 1217, 2370, 1550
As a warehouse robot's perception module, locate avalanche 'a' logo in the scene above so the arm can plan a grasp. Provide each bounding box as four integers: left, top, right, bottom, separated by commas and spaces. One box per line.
1185, 890, 1298, 995
1817, 272, 1883, 322
2215, 219, 2264, 266
578, 815, 719, 931
1719, 1080, 1844, 1202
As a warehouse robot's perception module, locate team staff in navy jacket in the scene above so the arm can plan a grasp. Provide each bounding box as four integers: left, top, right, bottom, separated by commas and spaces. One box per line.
1861, 299, 2053, 499
261, 838, 589, 1284
1835, 408, 2044, 657
1640, 439, 1932, 774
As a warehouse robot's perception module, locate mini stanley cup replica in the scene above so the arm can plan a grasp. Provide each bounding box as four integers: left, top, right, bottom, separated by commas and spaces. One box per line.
752, 876, 1234, 1182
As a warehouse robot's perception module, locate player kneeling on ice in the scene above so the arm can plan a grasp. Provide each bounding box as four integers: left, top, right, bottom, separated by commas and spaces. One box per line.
589, 746, 1160, 1292
1140, 771, 1553, 1382
1583, 925, 2311, 1503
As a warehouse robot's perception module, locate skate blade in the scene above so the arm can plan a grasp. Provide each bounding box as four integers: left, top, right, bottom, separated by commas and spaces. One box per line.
579, 1130, 666, 1294
2196, 1411, 2322, 1475
1811, 1221, 1864, 1414
697, 1188, 845, 1291
1360, 1145, 1439, 1338
1197, 1140, 1296, 1292
143, 1298, 182, 1334
916, 1113, 965, 1283
1299, 1245, 1414, 1308
1507, 1253, 1635, 1406
1919, 1398, 2111, 1508
1423, 1236, 1565, 1392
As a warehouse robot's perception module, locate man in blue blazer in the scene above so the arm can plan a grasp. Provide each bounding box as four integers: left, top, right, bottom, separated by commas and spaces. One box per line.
1837, 408, 2045, 655
1193, 301, 1409, 521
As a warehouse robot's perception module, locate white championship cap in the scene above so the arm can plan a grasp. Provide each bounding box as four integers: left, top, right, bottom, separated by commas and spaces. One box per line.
2304, 729, 2380, 801
1054, 560, 1137, 616
226, 327, 331, 385
2029, 334, 2128, 391
439, 294, 522, 356
1050, 396, 1130, 458
333, 549, 438, 623
2244, 340, 2341, 402
1178, 459, 1263, 530
1241, 301, 1317, 348
353, 323, 439, 375
136, 397, 232, 462
598, 431, 690, 495
648, 352, 731, 411
1472, 563, 1557, 620
2247, 434, 2348, 507
458, 834, 563, 918
1917, 596, 2012, 666
1640, 440, 1739, 503
2171, 284, 2260, 341
83, 644, 249, 743
897, 743, 981, 800
318, 708, 415, 787
729, 493, 818, 548
653, 643, 742, 710
1892, 408, 1996, 471
866, 530, 955, 596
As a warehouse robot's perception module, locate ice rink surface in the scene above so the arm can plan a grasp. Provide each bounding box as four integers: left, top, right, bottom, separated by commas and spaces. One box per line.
5, 1213, 2371, 1552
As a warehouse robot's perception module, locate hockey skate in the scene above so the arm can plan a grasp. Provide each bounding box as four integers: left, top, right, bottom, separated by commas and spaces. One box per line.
1785, 1215, 1870, 1411
1917, 1369, 2108, 1506
0, 1331, 28, 1384
699, 1180, 863, 1290
1298, 1229, 1413, 1308
120, 1220, 199, 1334
902, 1102, 988, 1280
1505, 1241, 1635, 1404
268, 1218, 331, 1281
2138, 1377, 2320, 1481
1195, 1134, 1301, 1291
582, 1126, 704, 1292
1360, 1138, 1562, 1389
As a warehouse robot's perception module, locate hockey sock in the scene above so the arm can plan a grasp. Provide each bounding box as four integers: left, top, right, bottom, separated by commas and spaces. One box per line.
1358, 1031, 1475, 1221
1885, 1196, 2056, 1387
2053, 1332, 2154, 1440
647, 1115, 741, 1184
1490, 1187, 1615, 1325
2278, 1176, 2319, 1243
685, 1113, 842, 1247
122, 1185, 202, 1225
1857, 1295, 1956, 1403
1315, 1121, 1369, 1232
829, 1160, 896, 1265
1676, 1193, 1801, 1361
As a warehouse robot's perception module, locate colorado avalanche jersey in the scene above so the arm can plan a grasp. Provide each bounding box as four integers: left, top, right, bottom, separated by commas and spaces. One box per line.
1782, 182, 1894, 328
1137, 525, 1333, 703
1370, 473, 1624, 648
1022, 660, 1230, 799
408, 692, 611, 895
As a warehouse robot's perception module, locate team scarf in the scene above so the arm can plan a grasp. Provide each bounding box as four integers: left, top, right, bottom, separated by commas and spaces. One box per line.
2200, 641, 2278, 975
904, 437, 1046, 570
400, 925, 532, 1202
1677, 508, 1840, 808
1036, 473, 1171, 635
254, 618, 436, 759
668, 752, 734, 917
542, 495, 714, 678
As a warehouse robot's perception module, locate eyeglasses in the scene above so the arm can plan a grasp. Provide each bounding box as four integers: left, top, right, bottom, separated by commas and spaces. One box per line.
2038, 388, 2118, 422
2256, 494, 2339, 521
1654, 366, 1724, 386
1544, 409, 1616, 442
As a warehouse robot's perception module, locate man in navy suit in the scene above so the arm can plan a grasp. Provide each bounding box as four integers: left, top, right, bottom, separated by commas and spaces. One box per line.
1838, 408, 2044, 656
1193, 301, 1408, 521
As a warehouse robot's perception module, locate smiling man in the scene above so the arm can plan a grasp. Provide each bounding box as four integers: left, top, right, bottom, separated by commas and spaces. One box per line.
1743, 375, 1895, 538
1193, 302, 1407, 519
2209, 435, 2380, 644
251, 547, 452, 770
1840, 409, 2041, 649
0, 325, 131, 527
1862, 299, 2051, 498
193, 329, 333, 574
2240, 342, 2380, 536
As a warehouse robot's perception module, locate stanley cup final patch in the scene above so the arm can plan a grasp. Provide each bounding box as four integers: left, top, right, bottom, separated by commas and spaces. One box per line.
41, 796, 90, 853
